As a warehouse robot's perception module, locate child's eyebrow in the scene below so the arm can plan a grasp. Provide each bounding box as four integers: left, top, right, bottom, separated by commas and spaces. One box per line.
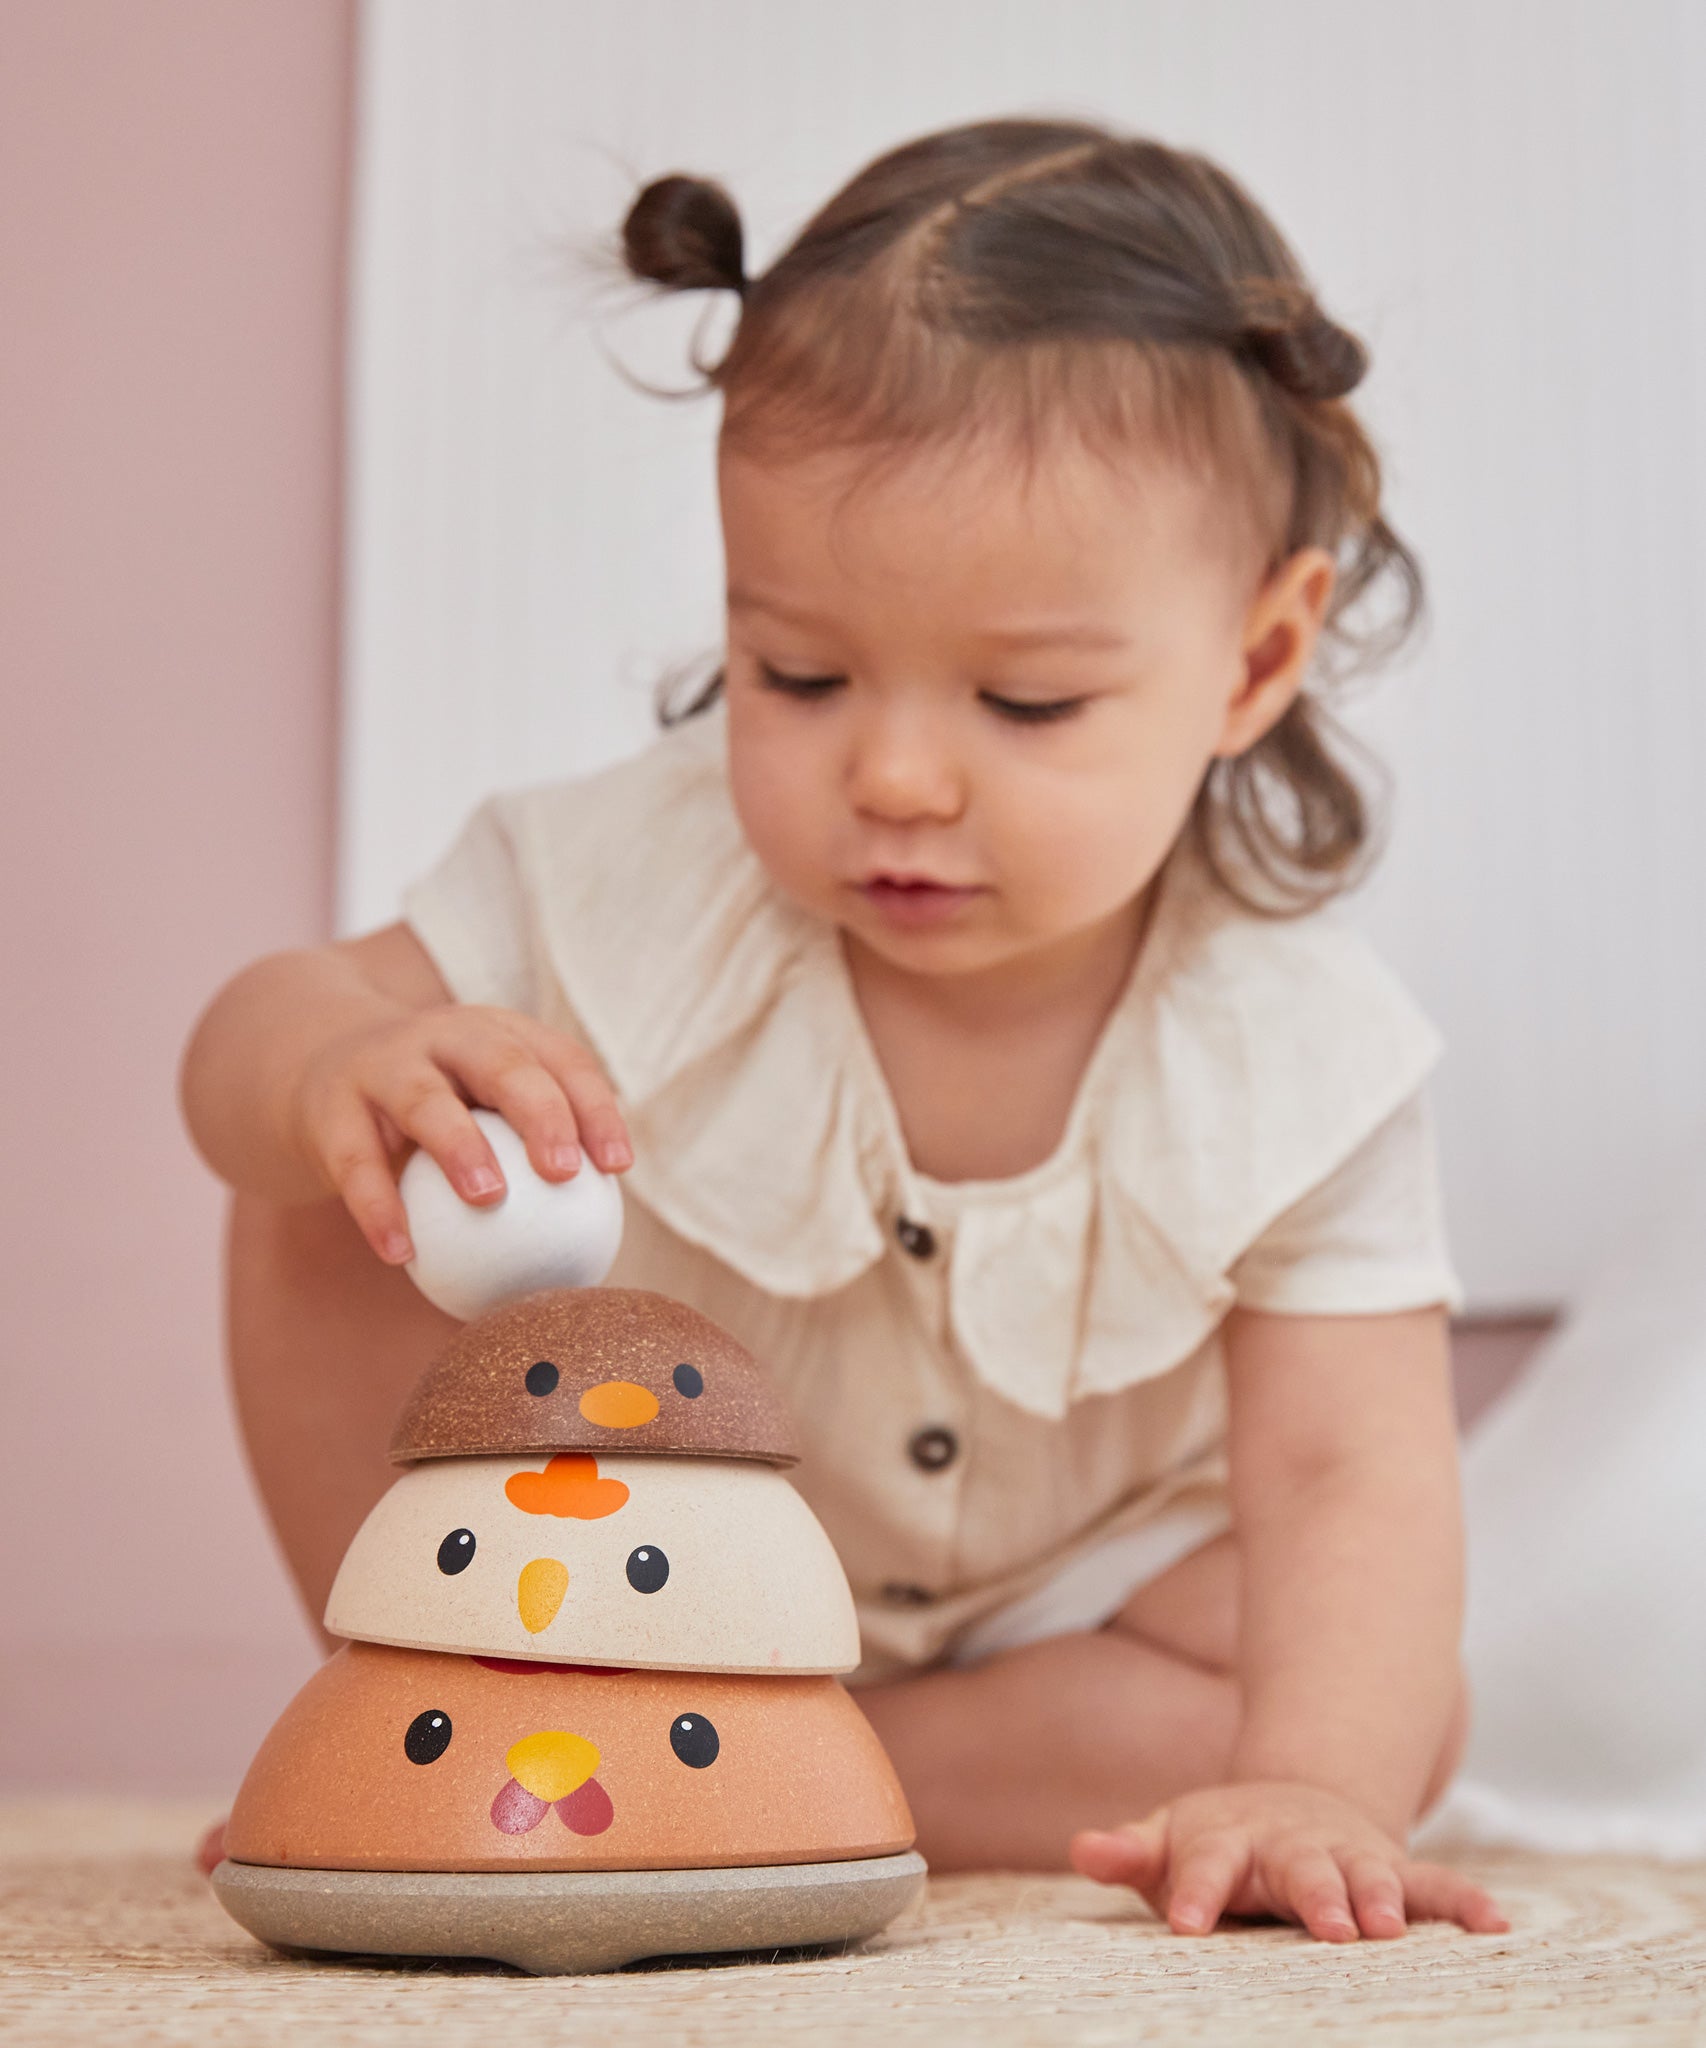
726, 586, 820, 626
975, 620, 1131, 652
726, 585, 1129, 652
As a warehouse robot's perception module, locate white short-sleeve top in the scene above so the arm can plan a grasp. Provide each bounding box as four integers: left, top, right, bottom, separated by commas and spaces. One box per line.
403, 708, 1461, 1677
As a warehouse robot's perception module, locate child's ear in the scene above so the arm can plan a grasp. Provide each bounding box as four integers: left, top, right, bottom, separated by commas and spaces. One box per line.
1214, 546, 1337, 758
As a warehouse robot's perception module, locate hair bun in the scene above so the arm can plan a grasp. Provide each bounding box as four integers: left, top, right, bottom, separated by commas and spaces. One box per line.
1239, 299, 1367, 402
622, 174, 747, 296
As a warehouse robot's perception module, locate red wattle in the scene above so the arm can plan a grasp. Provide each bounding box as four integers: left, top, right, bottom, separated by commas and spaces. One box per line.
489, 1778, 550, 1834
557, 1777, 615, 1836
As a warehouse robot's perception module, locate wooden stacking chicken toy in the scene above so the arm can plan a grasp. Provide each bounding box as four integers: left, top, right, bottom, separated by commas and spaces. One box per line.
211, 1114, 924, 1975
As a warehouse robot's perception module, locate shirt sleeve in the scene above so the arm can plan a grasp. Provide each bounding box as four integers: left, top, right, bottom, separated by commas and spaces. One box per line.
1229, 1089, 1464, 1316
398, 795, 541, 1016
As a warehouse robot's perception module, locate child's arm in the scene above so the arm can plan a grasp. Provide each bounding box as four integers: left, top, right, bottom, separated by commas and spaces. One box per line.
180, 923, 631, 1262
1228, 1304, 1464, 1835
1074, 1304, 1507, 1939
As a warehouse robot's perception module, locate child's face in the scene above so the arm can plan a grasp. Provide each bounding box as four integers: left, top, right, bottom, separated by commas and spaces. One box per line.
719, 431, 1329, 981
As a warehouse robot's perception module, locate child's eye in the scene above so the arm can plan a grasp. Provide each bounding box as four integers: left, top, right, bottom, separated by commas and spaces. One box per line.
758, 663, 845, 701
979, 691, 1089, 725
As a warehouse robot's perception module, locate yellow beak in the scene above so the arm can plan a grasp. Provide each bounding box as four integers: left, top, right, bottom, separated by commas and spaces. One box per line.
505, 1729, 601, 1802
517, 1557, 569, 1634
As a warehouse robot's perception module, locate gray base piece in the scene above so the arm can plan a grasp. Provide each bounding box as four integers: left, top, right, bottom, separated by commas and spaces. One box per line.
211, 1852, 927, 1976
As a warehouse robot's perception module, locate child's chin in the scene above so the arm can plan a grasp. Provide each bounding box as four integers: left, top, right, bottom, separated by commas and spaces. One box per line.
845, 913, 1012, 977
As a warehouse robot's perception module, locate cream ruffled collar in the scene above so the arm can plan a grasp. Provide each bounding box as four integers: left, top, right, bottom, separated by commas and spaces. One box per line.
505, 710, 1442, 1419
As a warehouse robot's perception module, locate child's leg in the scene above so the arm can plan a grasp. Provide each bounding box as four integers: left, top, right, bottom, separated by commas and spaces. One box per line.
857, 1627, 1241, 1870
227, 1191, 458, 1635
856, 1531, 1468, 1872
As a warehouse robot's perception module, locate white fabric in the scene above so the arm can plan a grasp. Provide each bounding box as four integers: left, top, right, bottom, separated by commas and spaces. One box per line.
1417, 1166, 1706, 1858
948, 1497, 1234, 1668
401, 709, 1464, 1675
402, 708, 1461, 1421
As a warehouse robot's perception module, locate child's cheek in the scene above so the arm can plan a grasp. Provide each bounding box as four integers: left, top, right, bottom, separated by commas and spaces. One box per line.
726, 718, 839, 913
1010, 773, 1182, 933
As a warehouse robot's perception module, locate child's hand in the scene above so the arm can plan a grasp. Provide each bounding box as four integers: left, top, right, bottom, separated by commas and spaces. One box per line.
1069, 1781, 1508, 1942
293, 1004, 632, 1265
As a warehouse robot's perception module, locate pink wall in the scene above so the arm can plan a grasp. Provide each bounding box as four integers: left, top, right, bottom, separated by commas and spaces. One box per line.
0, 0, 353, 1791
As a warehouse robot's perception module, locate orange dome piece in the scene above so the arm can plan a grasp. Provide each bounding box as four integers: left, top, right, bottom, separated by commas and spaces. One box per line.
389, 1289, 799, 1467
223, 1642, 914, 1874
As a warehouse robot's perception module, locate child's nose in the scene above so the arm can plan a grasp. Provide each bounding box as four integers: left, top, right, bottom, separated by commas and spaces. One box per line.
846, 707, 965, 823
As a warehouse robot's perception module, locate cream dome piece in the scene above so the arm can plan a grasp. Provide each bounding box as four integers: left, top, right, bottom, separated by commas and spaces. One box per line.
325, 1451, 860, 1674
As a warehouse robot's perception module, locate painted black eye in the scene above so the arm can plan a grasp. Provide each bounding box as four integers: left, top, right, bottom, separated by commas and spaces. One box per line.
404, 1709, 453, 1765
525, 1360, 559, 1397
669, 1714, 719, 1769
436, 1528, 476, 1575
673, 1362, 704, 1399
626, 1545, 670, 1594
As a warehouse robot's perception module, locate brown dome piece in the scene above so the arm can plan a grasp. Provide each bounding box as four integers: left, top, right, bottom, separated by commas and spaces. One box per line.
389, 1288, 799, 1467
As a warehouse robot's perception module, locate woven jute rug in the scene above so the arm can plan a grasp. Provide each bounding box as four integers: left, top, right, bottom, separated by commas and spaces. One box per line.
3, 1801, 1703, 2046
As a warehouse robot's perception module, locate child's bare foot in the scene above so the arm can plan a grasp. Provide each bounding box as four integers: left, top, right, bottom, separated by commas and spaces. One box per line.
196, 1817, 227, 1874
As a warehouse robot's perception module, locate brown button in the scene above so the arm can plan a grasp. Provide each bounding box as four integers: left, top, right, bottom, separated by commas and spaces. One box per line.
908, 1425, 958, 1473
880, 1581, 935, 1607
895, 1215, 936, 1259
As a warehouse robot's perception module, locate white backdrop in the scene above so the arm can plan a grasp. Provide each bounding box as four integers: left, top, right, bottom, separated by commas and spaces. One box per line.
343, 0, 1706, 1308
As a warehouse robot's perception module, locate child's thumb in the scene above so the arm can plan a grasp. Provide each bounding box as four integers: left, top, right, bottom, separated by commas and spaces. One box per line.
1069, 1812, 1168, 1894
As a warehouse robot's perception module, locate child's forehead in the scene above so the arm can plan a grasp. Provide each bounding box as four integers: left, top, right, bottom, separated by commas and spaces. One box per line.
718, 432, 1248, 634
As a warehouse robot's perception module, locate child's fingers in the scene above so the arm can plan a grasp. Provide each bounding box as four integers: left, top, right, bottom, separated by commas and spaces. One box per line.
1274, 1845, 1358, 1942
514, 1019, 633, 1173
315, 1099, 414, 1262
441, 1036, 584, 1181
1068, 1815, 1167, 1902
371, 1067, 507, 1205
1343, 1852, 1409, 1939
1164, 1828, 1249, 1935
1402, 1861, 1511, 1934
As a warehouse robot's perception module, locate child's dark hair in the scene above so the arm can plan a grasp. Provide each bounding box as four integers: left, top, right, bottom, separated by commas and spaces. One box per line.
619, 118, 1422, 914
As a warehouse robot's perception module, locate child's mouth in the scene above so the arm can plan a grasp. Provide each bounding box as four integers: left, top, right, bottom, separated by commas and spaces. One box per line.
857, 874, 986, 928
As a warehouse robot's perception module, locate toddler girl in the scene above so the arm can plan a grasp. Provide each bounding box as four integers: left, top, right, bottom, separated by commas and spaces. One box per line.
183, 117, 1507, 1942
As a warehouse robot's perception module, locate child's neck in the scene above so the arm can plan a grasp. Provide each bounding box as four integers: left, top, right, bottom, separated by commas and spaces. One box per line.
842, 890, 1153, 1184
